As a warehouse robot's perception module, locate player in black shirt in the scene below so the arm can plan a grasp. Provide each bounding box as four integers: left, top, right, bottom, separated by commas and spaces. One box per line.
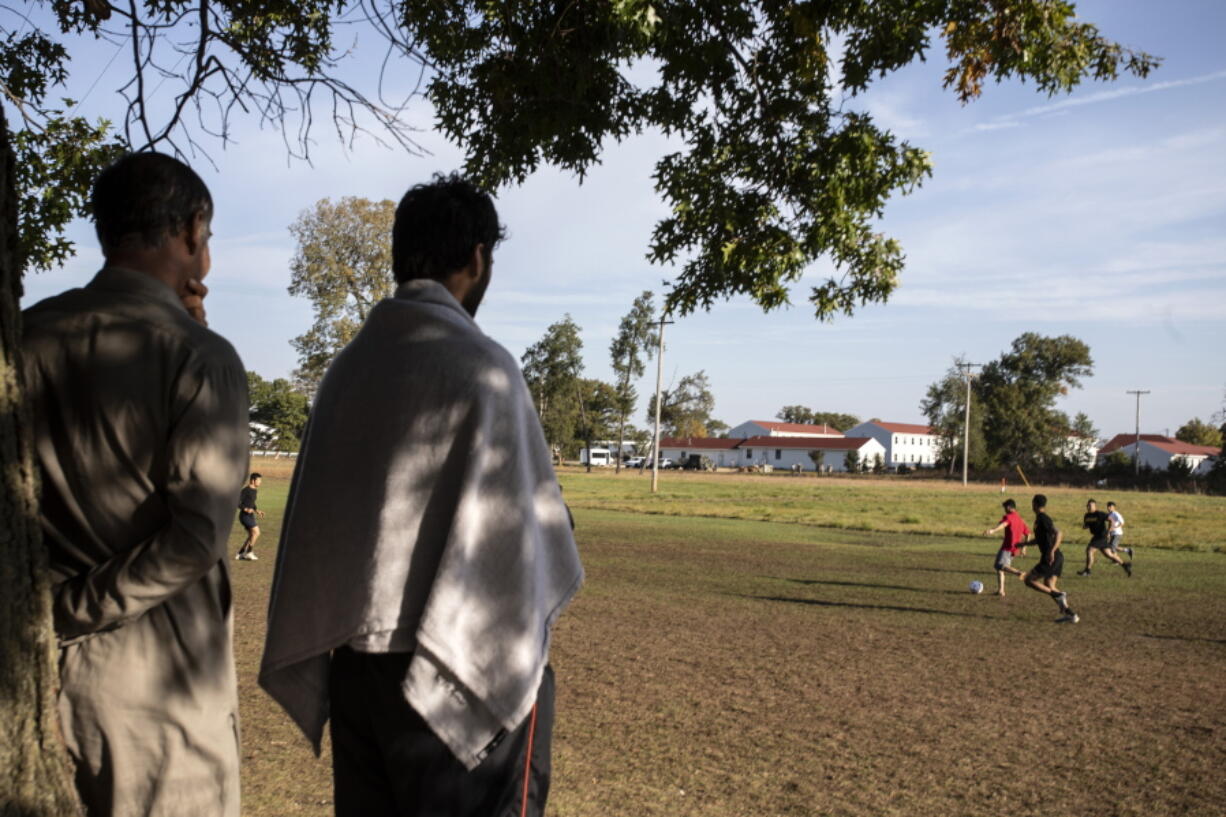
1023, 494, 1079, 623
1076, 498, 1132, 577
236, 472, 264, 561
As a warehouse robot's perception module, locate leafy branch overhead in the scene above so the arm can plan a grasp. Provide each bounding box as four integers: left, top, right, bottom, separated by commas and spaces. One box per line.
5, 1, 1157, 319
417, 0, 1158, 319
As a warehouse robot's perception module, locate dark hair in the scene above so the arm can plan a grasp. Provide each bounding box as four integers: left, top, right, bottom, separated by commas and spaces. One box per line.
1033, 494, 1048, 508
92, 152, 213, 252
392, 173, 505, 284
1107, 501, 1116, 508
1002, 499, 1016, 511
1087, 498, 1097, 504
249, 473, 262, 482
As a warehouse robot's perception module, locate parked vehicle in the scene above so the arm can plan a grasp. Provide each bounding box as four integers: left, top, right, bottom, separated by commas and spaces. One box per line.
624, 456, 645, 468
681, 454, 715, 471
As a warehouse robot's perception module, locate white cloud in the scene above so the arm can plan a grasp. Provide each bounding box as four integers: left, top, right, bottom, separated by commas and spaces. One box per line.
972, 69, 1226, 132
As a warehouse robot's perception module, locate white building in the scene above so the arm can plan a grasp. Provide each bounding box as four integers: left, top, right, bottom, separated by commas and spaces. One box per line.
1097, 434, 1219, 474
657, 437, 743, 468
841, 421, 938, 468
1057, 432, 1099, 469
727, 420, 844, 439
735, 436, 886, 472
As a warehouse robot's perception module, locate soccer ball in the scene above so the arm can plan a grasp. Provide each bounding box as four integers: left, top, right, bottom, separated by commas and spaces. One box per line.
969, 580, 984, 594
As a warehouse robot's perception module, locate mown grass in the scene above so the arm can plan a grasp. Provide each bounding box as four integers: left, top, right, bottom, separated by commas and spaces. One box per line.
230, 459, 1226, 816
558, 468, 1226, 552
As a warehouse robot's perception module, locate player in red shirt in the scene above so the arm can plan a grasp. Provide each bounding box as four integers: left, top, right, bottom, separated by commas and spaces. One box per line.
983, 498, 1030, 596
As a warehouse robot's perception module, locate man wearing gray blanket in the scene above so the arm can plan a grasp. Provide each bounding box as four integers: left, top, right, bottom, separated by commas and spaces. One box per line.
260, 173, 582, 817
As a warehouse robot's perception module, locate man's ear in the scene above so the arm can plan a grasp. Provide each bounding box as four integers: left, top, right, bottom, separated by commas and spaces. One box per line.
184, 211, 210, 256
467, 243, 486, 281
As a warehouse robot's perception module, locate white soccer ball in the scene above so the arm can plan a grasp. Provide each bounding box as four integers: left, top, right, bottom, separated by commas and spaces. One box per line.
969, 580, 984, 594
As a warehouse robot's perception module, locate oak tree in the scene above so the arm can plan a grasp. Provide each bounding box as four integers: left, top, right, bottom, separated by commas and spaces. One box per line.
287, 197, 397, 394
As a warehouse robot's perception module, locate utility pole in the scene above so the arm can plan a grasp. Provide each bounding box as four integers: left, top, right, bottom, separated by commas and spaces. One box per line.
1126, 389, 1150, 475
958, 362, 982, 486
650, 316, 674, 494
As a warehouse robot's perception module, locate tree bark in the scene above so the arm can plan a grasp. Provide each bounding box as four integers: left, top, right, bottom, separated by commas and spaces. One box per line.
0, 107, 84, 816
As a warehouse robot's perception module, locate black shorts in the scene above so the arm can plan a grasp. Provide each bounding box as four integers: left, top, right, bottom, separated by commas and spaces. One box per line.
1029, 551, 1064, 579
239, 512, 258, 529
1089, 536, 1112, 551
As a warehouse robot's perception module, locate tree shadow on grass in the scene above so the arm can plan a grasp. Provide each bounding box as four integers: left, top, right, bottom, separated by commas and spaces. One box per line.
1139, 633, 1226, 646
734, 593, 995, 620
764, 576, 968, 596
909, 566, 985, 577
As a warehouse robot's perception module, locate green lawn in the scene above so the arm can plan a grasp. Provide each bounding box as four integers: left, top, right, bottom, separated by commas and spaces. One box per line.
559, 468, 1226, 552
231, 462, 1226, 816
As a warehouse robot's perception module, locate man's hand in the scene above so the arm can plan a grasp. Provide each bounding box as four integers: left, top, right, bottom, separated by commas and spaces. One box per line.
181, 278, 208, 326
257, 510, 266, 518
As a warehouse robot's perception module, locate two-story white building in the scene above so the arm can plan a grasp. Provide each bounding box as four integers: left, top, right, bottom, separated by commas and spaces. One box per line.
735, 435, 886, 472
1097, 434, 1219, 474
727, 420, 844, 439
840, 421, 938, 468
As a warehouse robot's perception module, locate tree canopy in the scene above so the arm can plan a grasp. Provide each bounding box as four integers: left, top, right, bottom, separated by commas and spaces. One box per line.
776, 405, 858, 431
609, 291, 656, 469
521, 314, 585, 452
287, 197, 396, 393
4, 1, 1158, 314
922, 335, 1093, 470
647, 370, 716, 437
247, 372, 310, 451
1175, 418, 1223, 449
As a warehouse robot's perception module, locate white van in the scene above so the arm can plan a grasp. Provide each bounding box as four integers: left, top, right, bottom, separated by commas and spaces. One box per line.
580, 447, 613, 466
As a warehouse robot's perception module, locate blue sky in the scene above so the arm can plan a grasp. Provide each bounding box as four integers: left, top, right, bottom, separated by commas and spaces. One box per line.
15, 0, 1226, 439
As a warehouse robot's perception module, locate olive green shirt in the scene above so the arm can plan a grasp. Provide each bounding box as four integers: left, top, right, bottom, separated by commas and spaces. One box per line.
23, 266, 249, 817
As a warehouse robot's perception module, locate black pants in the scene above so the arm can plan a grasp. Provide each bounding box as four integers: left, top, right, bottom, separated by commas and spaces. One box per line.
328, 647, 554, 817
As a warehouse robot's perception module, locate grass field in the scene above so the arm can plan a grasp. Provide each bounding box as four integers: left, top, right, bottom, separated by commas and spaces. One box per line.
231, 459, 1226, 816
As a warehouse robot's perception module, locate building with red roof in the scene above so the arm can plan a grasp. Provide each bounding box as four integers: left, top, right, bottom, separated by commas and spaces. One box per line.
1097, 434, 1219, 474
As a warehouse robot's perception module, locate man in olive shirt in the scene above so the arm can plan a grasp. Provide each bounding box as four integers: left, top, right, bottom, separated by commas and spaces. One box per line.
23, 153, 249, 816
1023, 494, 1080, 623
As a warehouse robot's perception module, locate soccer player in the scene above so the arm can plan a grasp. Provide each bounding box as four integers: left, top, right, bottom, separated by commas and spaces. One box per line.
1106, 501, 1132, 559
1077, 498, 1131, 577
983, 498, 1029, 596
236, 472, 265, 560
1024, 494, 1079, 623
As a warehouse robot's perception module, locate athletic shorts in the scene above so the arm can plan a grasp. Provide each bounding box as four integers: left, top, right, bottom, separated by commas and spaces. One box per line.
994, 550, 1014, 571
1107, 534, 1123, 551
1089, 536, 1112, 551
1029, 551, 1064, 579
239, 512, 258, 529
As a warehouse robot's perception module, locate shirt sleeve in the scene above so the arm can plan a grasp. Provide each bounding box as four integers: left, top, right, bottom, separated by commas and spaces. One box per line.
52, 348, 249, 639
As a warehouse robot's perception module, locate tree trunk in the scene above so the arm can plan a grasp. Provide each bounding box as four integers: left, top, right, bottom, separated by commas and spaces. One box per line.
615, 415, 625, 474
0, 108, 84, 816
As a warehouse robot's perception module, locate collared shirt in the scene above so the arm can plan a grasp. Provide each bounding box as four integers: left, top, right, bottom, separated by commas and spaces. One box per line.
23, 266, 249, 816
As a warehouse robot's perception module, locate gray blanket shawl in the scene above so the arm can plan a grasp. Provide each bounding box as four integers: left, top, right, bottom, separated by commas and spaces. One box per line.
259, 279, 582, 769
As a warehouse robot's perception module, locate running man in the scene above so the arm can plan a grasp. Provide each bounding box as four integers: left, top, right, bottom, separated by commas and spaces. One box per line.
983, 498, 1029, 596
1024, 494, 1079, 623
1077, 498, 1131, 577
236, 472, 265, 560
1106, 501, 1132, 560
